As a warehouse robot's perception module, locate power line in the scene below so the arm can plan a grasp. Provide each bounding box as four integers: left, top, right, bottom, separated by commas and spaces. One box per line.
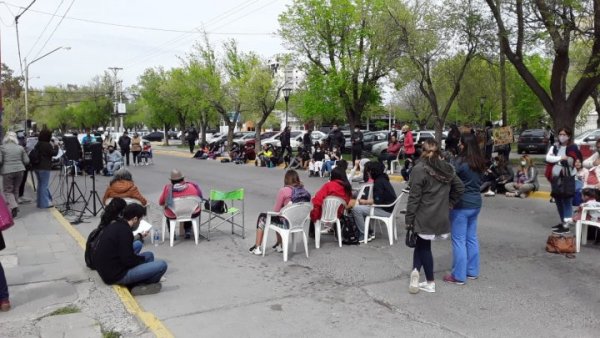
31, 0, 76, 61
25, 0, 66, 59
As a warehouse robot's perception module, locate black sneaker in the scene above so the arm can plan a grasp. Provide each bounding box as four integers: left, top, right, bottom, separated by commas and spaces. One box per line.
249, 245, 256, 253
552, 226, 570, 234
552, 223, 563, 230
130, 283, 162, 296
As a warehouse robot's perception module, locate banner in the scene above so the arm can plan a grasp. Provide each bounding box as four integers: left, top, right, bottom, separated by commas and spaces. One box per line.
493, 126, 513, 146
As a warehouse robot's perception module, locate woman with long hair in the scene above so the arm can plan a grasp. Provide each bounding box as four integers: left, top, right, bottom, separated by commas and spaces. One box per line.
311, 167, 352, 234
249, 169, 311, 255
505, 155, 539, 198
406, 139, 464, 293
32, 128, 58, 208
546, 127, 582, 233
444, 133, 486, 285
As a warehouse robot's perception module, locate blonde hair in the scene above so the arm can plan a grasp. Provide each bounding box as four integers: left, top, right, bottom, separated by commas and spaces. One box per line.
520, 155, 533, 169
3, 131, 18, 145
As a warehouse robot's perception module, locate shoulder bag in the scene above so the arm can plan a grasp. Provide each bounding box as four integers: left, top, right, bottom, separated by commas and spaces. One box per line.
0, 195, 15, 231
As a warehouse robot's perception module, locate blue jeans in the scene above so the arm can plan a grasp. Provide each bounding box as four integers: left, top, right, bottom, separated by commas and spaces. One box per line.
35, 170, 52, 208
133, 240, 143, 254
116, 252, 168, 287
0, 262, 8, 301
555, 197, 573, 221
322, 160, 336, 174
450, 208, 481, 282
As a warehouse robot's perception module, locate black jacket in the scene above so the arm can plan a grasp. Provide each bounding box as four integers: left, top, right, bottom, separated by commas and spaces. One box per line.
92, 219, 145, 285
373, 175, 397, 213
118, 135, 131, 151
281, 130, 291, 147
33, 141, 58, 170
352, 131, 364, 148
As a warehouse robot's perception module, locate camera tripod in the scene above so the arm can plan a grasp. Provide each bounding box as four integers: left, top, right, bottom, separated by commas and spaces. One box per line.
74, 168, 104, 224
62, 162, 86, 214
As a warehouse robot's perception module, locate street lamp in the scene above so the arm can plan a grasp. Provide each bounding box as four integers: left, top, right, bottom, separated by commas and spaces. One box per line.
283, 88, 292, 127
479, 96, 487, 124
24, 46, 71, 131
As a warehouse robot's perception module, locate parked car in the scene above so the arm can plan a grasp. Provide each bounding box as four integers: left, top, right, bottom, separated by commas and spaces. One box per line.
362, 131, 388, 155
574, 129, 600, 147
142, 131, 164, 142
233, 132, 256, 147
371, 130, 438, 157
517, 129, 551, 154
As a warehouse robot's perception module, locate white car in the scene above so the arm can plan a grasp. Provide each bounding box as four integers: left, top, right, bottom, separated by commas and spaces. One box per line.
263, 130, 327, 150
371, 130, 440, 156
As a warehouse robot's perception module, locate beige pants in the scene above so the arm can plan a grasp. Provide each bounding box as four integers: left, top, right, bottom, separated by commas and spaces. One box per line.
504, 182, 535, 195
3, 171, 24, 209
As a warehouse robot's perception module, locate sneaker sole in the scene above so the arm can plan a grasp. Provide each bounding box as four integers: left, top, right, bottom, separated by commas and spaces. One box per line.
409, 271, 420, 294
467, 276, 478, 280
418, 286, 436, 293
130, 283, 162, 296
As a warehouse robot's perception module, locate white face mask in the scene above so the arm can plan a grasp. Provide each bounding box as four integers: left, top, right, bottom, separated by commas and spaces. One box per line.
520, 161, 526, 166
559, 135, 569, 144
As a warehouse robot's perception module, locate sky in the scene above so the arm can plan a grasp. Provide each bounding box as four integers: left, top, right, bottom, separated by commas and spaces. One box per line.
0, 0, 292, 90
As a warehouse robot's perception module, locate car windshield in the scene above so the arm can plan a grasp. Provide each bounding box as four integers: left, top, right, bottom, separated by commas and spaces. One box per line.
521, 129, 545, 137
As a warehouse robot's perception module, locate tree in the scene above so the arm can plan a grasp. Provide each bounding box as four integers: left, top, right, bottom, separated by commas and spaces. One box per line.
289, 69, 345, 127
279, 0, 395, 131
484, 0, 600, 131
388, 0, 495, 141
138, 67, 177, 144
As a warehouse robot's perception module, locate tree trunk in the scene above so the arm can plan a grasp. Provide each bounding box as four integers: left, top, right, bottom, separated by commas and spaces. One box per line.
552, 105, 577, 133
163, 123, 170, 146
433, 117, 444, 144
255, 120, 264, 153
591, 88, 600, 129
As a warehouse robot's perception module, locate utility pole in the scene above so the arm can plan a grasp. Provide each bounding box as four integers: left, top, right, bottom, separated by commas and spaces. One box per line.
108, 67, 123, 132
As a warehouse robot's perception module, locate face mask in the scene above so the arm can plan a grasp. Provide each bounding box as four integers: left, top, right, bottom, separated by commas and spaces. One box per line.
520, 161, 526, 166
355, 129, 359, 133
559, 135, 569, 144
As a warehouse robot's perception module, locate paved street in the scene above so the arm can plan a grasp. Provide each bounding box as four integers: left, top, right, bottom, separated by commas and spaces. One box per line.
55, 150, 600, 337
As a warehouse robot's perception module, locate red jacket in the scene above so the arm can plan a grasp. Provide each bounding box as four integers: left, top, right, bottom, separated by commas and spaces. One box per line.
387, 141, 402, 156
310, 180, 351, 222
403, 132, 415, 155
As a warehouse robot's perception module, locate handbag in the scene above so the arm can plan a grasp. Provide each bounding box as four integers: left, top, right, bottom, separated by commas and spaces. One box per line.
550, 166, 575, 198
0, 195, 15, 231
545, 233, 576, 258
405, 227, 417, 248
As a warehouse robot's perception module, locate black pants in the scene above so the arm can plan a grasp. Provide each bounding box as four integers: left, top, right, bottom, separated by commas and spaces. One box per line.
188, 140, 195, 153
413, 236, 434, 281
132, 151, 141, 165
281, 145, 292, 163
378, 153, 397, 170
19, 168, 29, 197
485, 144, 493, 161
351, 146, 362, 164
121, 149, 130, 166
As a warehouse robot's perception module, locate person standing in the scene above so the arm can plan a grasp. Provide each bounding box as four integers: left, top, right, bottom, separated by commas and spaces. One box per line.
351, 126, 363, 167
401, 125, 416, 180
0, 132, 30, 217
32, 128, 58, 208
280, 126, 292, 168
483, 121, 494, 161
0, 229, 10, 311
446, 124, 461, 155
303, 130, 313, 154
444, 133, 486, 285
546, 127, 582, 234
118, 131, 131, 166
131, 133, 142, 166
406, 139, 464, 294
186, 125, 199, 154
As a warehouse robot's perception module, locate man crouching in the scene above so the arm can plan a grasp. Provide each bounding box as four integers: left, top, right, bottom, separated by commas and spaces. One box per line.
92, 204, 167, 295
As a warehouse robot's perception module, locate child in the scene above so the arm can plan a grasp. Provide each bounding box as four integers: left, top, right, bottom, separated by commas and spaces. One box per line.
141, 140, 153, 165
571, 188, 600, 224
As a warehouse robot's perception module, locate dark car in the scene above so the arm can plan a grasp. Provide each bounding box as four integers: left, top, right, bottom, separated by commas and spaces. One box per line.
517, 129, 550, 154
362, 131, 388, 154
142, 131, 164, 142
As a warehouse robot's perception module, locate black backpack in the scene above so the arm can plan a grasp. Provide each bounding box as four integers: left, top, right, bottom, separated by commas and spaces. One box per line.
338, 214, 360, 245
84, 226, 105, 269
204, 200, 228, 214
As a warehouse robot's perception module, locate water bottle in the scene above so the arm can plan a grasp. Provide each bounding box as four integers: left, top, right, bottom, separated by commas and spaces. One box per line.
153, 228, 160, 246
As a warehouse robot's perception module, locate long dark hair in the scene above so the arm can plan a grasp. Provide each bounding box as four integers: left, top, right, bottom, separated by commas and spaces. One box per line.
330, 166, 352, 197
99, 197, 127, 227
458, 133, 486, 173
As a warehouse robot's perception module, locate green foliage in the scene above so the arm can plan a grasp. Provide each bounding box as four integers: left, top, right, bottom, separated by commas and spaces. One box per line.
506, 55, 550, 129
47, 305, 80, 316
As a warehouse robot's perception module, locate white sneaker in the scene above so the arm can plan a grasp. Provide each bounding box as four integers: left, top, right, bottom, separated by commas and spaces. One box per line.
251, 246, 262, 255
418, 282, 436, 293
484, 190, 496, 197
409, 269, 420, 294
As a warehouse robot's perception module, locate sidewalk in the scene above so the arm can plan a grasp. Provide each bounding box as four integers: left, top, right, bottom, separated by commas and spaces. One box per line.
0, 193, 150, 337
152, 143, 552, 199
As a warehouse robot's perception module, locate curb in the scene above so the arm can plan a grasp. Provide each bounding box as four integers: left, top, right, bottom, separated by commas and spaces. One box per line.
49, 208, 174, 338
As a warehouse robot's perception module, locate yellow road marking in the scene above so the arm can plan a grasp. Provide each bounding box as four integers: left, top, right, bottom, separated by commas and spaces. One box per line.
50, 208, 174, 338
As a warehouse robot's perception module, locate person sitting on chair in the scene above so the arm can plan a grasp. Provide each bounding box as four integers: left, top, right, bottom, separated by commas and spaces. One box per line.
158, 169, 203, 239
310, 167, 353, 234
91, 203, 167, 296
102, 168, 147, 206
105, 145, 123, 176
378, 135, 402, 173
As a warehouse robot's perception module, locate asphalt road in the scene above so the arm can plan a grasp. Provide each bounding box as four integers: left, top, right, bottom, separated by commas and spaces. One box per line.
55, 152, 600, 337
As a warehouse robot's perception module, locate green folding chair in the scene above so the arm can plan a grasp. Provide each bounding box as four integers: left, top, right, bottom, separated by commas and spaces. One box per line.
205, 188, 245, 240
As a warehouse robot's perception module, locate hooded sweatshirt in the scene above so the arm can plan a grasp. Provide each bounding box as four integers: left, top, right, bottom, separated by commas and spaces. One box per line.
405, 158, 464, 236
102, 180, 147, 205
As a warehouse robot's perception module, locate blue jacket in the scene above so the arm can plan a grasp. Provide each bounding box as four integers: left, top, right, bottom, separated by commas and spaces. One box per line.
453, 159, 483, 209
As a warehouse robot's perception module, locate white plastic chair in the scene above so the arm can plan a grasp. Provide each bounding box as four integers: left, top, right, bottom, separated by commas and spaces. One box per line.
364, 193, 405, 245
575, 206, 600, 252
314, 196, 347, 248
161, 196, 202, 247
261, 202, 312, 262
355, 183, 373, 201
389, 152, 401, 174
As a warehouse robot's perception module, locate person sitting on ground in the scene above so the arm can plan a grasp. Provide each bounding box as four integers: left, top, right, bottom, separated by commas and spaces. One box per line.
102, 168, 148, 206
104, 145, 123, 176
308, 144, 326, 177
249, 169, 311, 255
310, 166, 353, 234
158, 169, 203, 239
378, 135, 402, 173
97, 198, 150, 249
288, 148, 304, 170
257, 144, 275, 168
322, 147, 342, 176
351, 162, 398, 242
244, 143, 256, 162
193, 143, 210, 159
504, 155, 539, 198
299, 146, 311, 169
482, 156, 513, 196
91, 203, 167, 295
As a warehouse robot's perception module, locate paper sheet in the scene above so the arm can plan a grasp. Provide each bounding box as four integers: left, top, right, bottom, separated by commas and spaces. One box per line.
133, 219, 153, 236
